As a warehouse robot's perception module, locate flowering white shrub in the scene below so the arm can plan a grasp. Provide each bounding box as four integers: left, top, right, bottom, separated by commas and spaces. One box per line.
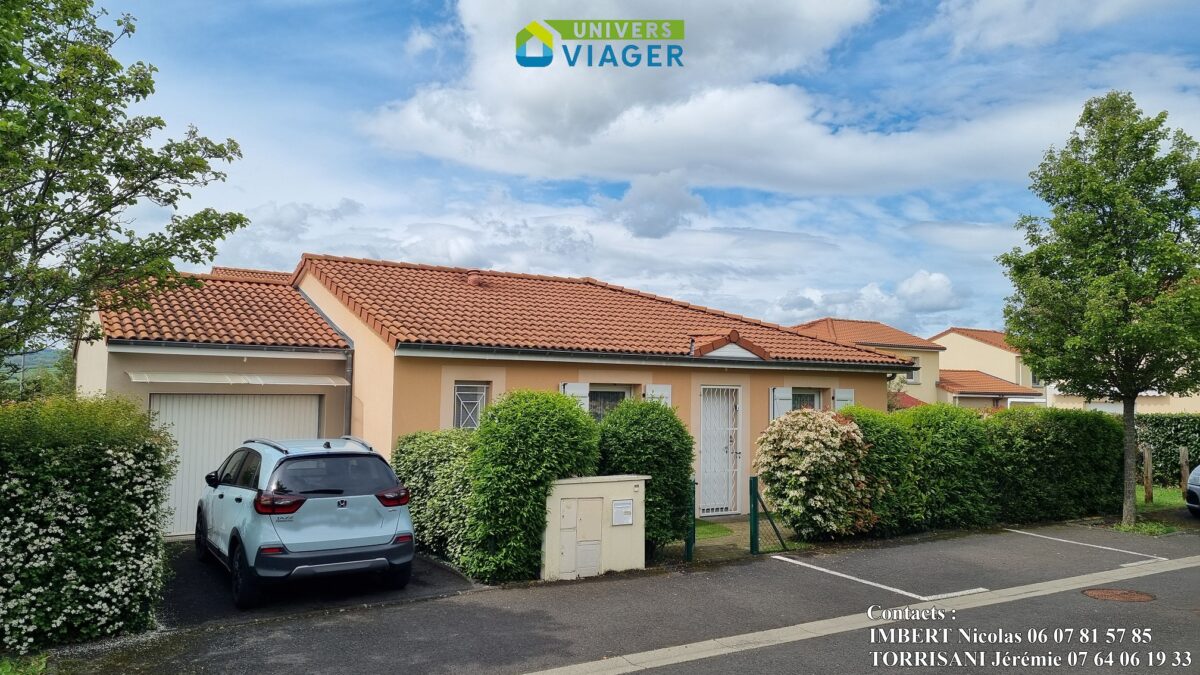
754, 409, 876, 539
0, 398, 175, 653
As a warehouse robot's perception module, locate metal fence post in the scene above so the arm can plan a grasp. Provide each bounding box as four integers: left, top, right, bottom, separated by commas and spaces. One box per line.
749, 475, 759, 555
684, 477, 696, 562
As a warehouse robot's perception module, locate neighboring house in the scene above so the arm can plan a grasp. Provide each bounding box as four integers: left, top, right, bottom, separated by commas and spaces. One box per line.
929, 327, 1046, 407
792, 317, 945, 404
77, 255, 914, 529
935, 369, 1042, 409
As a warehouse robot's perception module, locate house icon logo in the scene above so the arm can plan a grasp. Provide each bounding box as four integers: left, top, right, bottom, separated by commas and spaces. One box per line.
515, 21, 554, 67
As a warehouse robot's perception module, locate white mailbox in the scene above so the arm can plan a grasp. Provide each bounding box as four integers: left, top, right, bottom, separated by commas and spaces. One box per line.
541, 474, 649, 581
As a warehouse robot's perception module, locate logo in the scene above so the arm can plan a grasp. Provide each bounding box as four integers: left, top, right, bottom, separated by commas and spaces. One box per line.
515, 21, 554, 67
515, 20, 685, 69
337, 499, 348, 508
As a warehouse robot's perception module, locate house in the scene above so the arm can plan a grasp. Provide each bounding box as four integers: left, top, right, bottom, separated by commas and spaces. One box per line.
792, 318, 945, 404
929, 327, 1046, 407
934, 369, 1042, 409
76, 255, 915, 532
75, 271, 353, 535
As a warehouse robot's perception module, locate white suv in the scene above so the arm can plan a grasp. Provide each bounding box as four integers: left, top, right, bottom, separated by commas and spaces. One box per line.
195, 437, 415, 608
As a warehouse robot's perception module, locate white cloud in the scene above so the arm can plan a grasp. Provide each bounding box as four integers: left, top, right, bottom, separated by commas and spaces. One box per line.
404, 28, 437, 57
597, 171, 706, 237
897, 269, 964, 312
932, 0, 1162, 55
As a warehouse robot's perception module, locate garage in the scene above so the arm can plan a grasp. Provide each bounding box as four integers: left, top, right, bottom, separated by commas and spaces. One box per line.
152, 393, 322, 535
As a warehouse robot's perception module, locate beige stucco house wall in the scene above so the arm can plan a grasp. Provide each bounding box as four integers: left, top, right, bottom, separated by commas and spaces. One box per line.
78, 346, 349, 435
872, 346, 939, 403
382, 353, 886, 516
1048, 390, 1200, 413
933, 331, 1045, 395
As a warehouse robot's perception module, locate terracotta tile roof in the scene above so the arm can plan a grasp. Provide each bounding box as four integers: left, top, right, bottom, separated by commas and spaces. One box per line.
210, 266, 292, 282
101, 274, 348, 349
928, 326, 1018, 353
793, 317, 945, 351
295, 254, 912, 367
936, 369, 1040, 396
893, 392, 927, 409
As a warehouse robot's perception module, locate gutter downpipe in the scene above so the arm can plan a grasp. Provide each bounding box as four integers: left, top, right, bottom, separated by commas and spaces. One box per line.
343, 351, 354, 435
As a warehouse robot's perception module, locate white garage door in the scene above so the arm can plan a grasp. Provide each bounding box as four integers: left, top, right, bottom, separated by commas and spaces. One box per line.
152, 394, 321, 535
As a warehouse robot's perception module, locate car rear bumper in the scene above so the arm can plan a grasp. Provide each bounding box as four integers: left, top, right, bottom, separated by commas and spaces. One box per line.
253, 538, 415, 579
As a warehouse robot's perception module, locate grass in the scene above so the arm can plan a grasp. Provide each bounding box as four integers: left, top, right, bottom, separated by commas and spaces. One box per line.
1112, 520, 1177, 536
1136, 484, 1187, 513
694, 519, 734, 540
0, 656, 46, 675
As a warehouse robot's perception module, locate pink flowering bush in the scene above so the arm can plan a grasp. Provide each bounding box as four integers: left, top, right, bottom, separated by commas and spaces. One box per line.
754, 409, 876, 539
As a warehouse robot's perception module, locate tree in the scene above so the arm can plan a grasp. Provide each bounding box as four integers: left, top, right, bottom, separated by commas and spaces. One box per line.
0, 1, 248, 358
999, 91, 1200, 526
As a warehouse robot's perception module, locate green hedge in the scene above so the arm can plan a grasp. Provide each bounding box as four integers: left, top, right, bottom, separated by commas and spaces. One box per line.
392, 429, 475, 563
599, 399, 695, 549
985, 408, 1123, 522
893, 405, 997, 528
1136, 414, 1200, 485
839, 406, 926, 536
0, 397, 175, 653
461, 391, 600, 583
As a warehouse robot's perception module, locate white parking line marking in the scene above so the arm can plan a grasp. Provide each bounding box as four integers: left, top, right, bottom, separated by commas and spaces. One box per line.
1003, 528, 1167, 561
770, 555, 988, 602
527, 555, 1200, 674
1119, 559, 1161, 568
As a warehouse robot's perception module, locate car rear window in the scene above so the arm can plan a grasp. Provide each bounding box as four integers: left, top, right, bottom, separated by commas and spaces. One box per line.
269, 455, 398, 496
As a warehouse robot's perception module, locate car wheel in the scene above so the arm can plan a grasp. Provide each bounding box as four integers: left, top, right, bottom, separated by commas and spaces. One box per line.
194, 512, 210, 562
231, 544, 262, 609
381, 561, 412, 590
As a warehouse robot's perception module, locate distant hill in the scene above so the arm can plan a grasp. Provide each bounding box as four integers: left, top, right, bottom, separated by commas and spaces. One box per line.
4, 348, 65, 373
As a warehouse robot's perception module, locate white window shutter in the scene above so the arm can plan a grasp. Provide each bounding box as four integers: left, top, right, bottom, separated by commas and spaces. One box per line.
771, 387, 794, 420
644, 384, 672, 406
833, 388, 855, 411
561, 382, 589, 411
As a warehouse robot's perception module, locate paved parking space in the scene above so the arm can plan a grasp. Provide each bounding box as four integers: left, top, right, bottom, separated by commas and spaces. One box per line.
157, 541, 477, 629
764, 524, 1194, 601
57, 526, 1199, 674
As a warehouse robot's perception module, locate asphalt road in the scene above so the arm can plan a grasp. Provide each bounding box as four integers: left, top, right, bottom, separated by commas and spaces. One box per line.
51, 523, 1200, 674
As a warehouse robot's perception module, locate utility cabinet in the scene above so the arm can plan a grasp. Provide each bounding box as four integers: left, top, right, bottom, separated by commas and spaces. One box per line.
541, 475, 649, 581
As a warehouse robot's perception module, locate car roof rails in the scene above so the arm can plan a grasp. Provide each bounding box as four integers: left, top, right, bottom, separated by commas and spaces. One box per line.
340, 435, 375, 453
244, 438, 290, 454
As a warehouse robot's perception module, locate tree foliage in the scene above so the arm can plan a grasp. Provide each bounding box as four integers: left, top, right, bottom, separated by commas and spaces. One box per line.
0, 1, 247, 357
998, 91, 1200, 524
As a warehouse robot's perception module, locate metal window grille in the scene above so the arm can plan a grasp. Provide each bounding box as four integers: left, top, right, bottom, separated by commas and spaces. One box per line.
454, 382, 489, 429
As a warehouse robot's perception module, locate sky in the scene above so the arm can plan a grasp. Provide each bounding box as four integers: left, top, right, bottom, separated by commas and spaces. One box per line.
105, 0, 1200, 336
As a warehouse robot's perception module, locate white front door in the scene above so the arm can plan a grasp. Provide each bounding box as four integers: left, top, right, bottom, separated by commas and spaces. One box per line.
699, 386, 740, 515
151, 394, 321, 535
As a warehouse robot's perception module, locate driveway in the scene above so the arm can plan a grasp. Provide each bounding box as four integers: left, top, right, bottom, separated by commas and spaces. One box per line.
157, 541, 478, 629
53, 524, 1200, 673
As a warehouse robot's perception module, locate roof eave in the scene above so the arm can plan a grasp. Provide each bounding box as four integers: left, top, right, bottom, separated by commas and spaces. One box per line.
393, 342, 916, 372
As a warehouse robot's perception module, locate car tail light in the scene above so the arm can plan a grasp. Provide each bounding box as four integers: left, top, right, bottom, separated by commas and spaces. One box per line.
376, 486, 410, 507
393, 534, 413, 545
259, 545, 286, 555
254, 490, 306, 515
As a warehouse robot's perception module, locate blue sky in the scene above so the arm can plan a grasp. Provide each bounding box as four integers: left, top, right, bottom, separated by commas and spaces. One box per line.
106, 0, 1200, 336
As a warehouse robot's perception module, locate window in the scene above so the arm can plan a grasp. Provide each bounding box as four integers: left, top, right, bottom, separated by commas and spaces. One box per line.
453, 381, 490, 429
905, 356, 921, 384
218, 450, 247, 485
1031, 372, 1042, 387
233, 450, 262, 489
269, 455, 398, 496
771, 387, 822, 420
588, 385, 631, 421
